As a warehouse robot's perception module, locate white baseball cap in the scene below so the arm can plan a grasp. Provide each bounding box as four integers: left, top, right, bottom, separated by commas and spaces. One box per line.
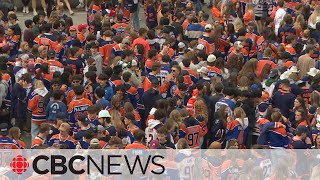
205, 24, 213, 31
207, 54, 216, 63
178, 42, 186, 49
98, 110, 111, 118
131, 59, 138, 66
234, 41, 244, 49
196, 44, 205, 50
197, 67, 208, 74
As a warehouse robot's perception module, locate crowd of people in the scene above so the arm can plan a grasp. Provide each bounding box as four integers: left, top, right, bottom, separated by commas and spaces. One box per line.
0, 0, 320, 152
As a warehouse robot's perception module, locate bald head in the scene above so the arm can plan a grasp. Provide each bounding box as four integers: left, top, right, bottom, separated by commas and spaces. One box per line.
208, 141, 222, 149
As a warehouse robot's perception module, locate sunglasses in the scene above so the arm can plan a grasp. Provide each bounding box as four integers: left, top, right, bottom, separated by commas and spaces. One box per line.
72, 81, 81, 83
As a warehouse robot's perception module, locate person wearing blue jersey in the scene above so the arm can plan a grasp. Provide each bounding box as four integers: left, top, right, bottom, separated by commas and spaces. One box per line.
0, 123, 21, 149
215, 87, 236, 116
123, 71, 139, 109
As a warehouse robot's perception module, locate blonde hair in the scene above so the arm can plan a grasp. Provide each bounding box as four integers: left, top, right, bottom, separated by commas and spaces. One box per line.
234, 107, 246, 119
234, 18, 243, 32
169, 110, 182, 124
195, 99, 208, 122
20, 42, 30, 53
309, 5, 320, 25
48, 11, 59, 23
176, 138, 189, 149
34, 80, 45, 89
246, 3, 254, 11
124, 102, 134, 112
38, 46, 47, 53
294, 14, 305, 30
110, 112, 124, 129
9, 127, 20, 140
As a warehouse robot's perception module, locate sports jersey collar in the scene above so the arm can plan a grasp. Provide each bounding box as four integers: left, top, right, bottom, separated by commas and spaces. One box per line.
69, 57, 78, 61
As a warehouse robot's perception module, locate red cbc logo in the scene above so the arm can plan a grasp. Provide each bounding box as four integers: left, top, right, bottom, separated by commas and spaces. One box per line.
10, 155, 29, 175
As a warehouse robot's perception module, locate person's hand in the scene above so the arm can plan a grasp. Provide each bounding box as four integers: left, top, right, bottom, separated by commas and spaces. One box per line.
52, 143, 60, 149
135, 68, 141, 76
164, 74, 173, 84
227, 117, 233, 122
177, 99, 182, 106
282, 116, 288, 123
305, 137, 312, 145
11, 118, 15, 126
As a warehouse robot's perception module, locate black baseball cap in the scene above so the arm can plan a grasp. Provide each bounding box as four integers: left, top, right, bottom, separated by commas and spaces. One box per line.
0, 123, 9, 136
56, 112, 68, 121
48, 50, 56, 58
78, 115, 90, 123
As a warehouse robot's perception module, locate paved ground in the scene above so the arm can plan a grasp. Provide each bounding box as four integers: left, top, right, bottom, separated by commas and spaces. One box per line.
17, 4, 211, 147
16, 4, 212, 31
16, 6, 149, 31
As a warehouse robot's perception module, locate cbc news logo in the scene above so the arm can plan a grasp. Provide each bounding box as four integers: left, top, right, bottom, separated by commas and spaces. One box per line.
10, 155, 30, 175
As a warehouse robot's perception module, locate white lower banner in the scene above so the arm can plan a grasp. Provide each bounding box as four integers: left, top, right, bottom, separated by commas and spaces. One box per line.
0, 149, 320, 179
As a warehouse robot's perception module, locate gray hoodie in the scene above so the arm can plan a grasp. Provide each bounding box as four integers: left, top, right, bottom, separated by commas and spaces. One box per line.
92, 52, 103, 76
0, 80, 9, 108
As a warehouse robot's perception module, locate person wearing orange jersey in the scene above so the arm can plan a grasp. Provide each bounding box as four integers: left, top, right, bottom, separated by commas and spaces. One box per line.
294, 108, 312, 139
124, 112, 141, 144
211, 1, 224, 24
179, 108, 202, 149
243, 3, 254, 26
38, 23, 57, 51
31, 123, 50, 149
157, 41, 175, 60
144, 62, 161, 92
198, 24, 215, 55
144, 49, 157, 74
54, 35, 68, 63
77, 24, 87, 48
205, 54, 222, 79
228, 41, 249, 63
284, 35, 298, 62
112, 14, 128, 37
182, 11, 194, 31
98, 30, 115, 66
199, 13, 210, 28
256, 48, 278, 77
111, 38, 130, 57
28, 80, 48, 140
245, 22, 259, 58
132, 28, 150, 58
68, 86, 93, 133
182, 58, 198, 85
66, 75, 87, 104
116, 2, 130, 22
46, 50, 64, 74
34, 45, 48, 71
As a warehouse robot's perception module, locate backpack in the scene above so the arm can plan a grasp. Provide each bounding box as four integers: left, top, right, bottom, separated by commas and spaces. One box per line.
0, 80, 9, 116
